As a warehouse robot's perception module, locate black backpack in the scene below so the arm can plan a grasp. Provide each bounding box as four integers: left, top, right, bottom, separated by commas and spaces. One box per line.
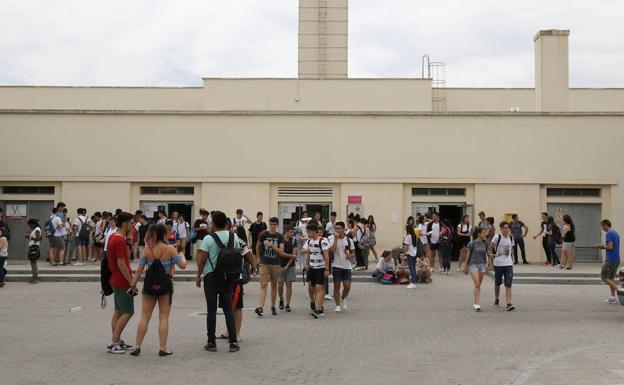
78, 217, 91, 239
494, 234, 515, 254
209, 232, 243, 284
100, 257, 113, 308
143, 259, 172, 297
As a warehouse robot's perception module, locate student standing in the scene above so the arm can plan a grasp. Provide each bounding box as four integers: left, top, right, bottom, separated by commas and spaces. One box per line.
533, 212, 552, 265
510, 214, 529, 265
490, 222, 516, 311
597, 220, 620, 304
427, 212, 442, 272
403, 225, 420, 289
367, 215, 379, 261
0, 228, 8, 287
255, 217, 284, 317
106, 212, 135, 354
560, 215, 576, 270
464, 228, 488, 311
302, 223, 330, 319
195, 211, 248, 353
25, 219, 41, 283
328, 222, 355, 312
232, 209, 251, 243
248, 212, 267, 262
325, 212, 337, 236
128, 224, 187, 356
417, 215, 431, 272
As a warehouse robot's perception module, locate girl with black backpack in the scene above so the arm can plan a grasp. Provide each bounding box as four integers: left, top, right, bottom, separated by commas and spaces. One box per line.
128, 224, 187, 357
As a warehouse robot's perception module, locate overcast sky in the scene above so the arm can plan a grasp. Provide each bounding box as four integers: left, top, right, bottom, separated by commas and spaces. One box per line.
1, 0, 622, 87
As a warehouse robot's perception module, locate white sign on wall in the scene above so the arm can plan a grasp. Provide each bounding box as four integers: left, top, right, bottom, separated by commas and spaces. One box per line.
347, 204, 364, 217
6, 204, 27, 219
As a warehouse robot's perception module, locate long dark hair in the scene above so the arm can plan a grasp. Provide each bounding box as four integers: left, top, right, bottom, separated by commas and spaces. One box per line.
406, 224, 418, 247
406, 216, 415, 226
563, 214, 575, 233
146, 223, 166, 243
367, 215, 376, 227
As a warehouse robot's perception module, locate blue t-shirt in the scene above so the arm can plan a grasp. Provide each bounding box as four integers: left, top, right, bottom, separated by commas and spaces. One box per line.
605, 230, 620, 263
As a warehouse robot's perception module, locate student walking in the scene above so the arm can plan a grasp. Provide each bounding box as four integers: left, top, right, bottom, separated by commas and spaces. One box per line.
464, 228, 488, 311
439, 220, 453, 274
302, 223, 330, 319
560, 215, 576, 270
328, 222, 355, 312
106, 212, 136, 354
25, 219, 41, 283
255, 217, 284, 317
597, 220, 620, 304
455, 215, 472, 272
546, 216, 561, 267
510, 214, 529, 264
490, 221, 516, 311
277, 226, 297, 312
128, 224, 188, 356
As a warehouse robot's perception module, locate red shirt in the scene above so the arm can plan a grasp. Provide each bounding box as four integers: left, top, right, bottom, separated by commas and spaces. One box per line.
107, 233, 132, 289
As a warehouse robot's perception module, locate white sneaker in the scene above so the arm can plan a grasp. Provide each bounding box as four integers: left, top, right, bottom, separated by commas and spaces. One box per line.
474, 304, 481, 312
324, 294, 333, 300
341, 298, 348, 310
606, 296, 618, 304
334, 305, 341, 313
406, 283, 416, 289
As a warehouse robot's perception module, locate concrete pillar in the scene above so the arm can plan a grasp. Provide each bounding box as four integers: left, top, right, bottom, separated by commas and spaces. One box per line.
298, 0, 348, 79
534, 29, 570, 111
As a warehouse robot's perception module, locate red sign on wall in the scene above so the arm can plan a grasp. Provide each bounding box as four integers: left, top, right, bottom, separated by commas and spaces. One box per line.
347, 195, 362, 205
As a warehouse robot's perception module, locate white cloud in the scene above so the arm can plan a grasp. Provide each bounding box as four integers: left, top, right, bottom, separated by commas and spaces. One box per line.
0, 0, 621, 87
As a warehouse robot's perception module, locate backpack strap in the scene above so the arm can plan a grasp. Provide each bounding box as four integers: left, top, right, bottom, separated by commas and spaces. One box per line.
227, 232, 235, 248
209, 232, 224, 247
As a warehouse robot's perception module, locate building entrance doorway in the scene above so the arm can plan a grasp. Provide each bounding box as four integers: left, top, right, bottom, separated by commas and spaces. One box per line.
0, 200, 53, 260
140, 201, 193, 256
278, 202, 332, 233
411, 202, 472, 260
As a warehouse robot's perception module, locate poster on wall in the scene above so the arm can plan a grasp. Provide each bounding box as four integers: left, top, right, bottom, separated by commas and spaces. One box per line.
347, 204, 364, 217
5, 204, 27, 219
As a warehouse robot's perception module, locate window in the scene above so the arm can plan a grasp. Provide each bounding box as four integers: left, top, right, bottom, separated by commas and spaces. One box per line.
546, 188, 600, 197
2, 186, 54, 194
411, 187, 466, 196
140, 186, 194, 195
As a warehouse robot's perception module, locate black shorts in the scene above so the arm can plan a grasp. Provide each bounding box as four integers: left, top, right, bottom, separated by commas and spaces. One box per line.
429, 243, 439, 250
307, 268, 326, 286
219, 282, 244, 310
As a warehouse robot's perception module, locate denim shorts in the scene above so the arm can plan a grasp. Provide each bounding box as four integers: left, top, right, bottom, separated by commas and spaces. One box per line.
494, 265, 513, 287
74, 237, 87, 246
332, 267, 352, 282
469, 263, 487, 273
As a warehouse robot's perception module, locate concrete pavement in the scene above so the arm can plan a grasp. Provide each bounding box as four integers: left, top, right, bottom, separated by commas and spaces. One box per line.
1, 272, 623, 385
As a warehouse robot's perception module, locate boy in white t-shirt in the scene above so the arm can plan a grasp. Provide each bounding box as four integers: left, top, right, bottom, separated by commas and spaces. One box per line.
490, 221, 516, 311
302, 223, 330, 319
328, 221, 355, 312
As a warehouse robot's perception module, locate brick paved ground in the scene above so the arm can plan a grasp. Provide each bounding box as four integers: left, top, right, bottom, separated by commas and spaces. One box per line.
1, 272, 623, 385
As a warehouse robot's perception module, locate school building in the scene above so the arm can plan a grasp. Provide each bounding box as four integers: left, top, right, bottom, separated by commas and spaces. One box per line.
1, 0, 623, 261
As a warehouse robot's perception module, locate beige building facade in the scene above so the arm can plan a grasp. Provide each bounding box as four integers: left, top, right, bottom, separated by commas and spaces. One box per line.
1, 1, 623, 263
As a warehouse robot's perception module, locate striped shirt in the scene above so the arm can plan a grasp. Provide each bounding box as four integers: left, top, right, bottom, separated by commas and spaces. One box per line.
303, 237, 330, 269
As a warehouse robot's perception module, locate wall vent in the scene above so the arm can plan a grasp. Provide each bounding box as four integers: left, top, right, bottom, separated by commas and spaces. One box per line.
278, 186, 333, 198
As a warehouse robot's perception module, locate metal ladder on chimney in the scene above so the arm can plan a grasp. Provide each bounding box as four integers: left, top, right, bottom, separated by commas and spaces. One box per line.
422, 55, 446, 112
317, 0, 328, 78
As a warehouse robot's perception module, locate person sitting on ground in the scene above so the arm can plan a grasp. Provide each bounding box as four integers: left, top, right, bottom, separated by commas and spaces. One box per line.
416, 254, 432, 283
372, 250, 395, 280
395, 252, 411, 284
